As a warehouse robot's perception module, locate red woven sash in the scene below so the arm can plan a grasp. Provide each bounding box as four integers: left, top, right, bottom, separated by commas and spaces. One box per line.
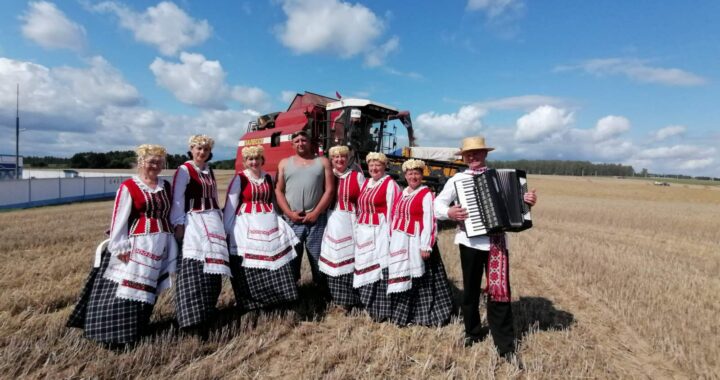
486, 234, 510, 302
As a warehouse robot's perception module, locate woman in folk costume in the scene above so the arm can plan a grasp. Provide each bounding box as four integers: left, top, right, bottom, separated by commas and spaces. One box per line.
318, 145, 365, 308
388, 159, 453, 326
171, 135, 231, 334
223, 145, 300, 310
67, 144, 177, 346
353, 152, 400, 322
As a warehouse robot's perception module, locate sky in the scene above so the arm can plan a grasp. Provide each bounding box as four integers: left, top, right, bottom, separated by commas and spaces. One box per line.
0, 0, 719, 177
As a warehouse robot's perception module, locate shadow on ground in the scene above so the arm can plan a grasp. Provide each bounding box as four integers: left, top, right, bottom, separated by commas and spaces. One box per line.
448, 280, 575, 339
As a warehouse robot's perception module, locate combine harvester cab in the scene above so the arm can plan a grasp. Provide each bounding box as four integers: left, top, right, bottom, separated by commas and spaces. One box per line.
236, 91, 464, 191
235, 92, 336, 177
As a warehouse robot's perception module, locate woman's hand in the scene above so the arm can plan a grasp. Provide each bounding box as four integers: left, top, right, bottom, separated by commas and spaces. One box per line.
421, 250, 431, 260
447, 205, 468, 221
117, 251, 131, 263
523, 189, 537, 207
174, 224, 185, 241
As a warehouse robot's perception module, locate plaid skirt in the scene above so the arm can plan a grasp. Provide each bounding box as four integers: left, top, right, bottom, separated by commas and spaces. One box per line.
358, 268, 392, 322
390, 246, 454, 327
175, 258, 222, 328
67, 249, 153, 344
327, 273, 359, 307
230, 255, 298, 311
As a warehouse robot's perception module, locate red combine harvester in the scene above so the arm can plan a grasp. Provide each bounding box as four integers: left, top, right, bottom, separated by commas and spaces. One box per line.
235, 91, 463, 190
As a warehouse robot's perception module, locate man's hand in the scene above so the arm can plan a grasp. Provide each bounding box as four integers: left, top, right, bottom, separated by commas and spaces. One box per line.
287, 210, 305, 224
523, 189, 537, 207
302, 210, 319, 224
174, 224, 185, 241
447, 205, 468, 221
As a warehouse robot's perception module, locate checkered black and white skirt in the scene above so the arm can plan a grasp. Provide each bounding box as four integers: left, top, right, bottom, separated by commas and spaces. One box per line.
175, 258, 223, 328
390, 246, 454, 327
327, 273, 360, 307
229, 255, 298, 311
358, 268, 392, 322
67, 249, 154, 344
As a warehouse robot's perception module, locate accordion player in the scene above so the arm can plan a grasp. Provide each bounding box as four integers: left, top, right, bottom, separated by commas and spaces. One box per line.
454, 169, 533, 237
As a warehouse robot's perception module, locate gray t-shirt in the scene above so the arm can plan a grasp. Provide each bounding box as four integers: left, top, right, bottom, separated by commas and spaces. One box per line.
283, 156, 324, 212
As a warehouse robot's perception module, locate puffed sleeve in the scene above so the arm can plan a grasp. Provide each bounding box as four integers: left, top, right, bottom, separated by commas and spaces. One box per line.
223, 174, 241, 235
211, 168, 220, 204
385, 178, 400, 227
170, 165, 190, 226
356, 171, 366, 187
107, 184, 133, 256
420, 191, 437, 251
434, 174, 458, 220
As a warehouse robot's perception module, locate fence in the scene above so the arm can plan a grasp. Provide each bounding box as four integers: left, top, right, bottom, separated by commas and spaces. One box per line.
0, 176, 172, 210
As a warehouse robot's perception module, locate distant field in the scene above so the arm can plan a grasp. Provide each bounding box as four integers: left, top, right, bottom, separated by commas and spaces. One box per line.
0, 174, 718, 378
628, 176, 720, 187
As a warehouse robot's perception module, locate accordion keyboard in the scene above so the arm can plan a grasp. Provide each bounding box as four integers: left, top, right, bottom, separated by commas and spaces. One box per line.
454, 177, 489, 237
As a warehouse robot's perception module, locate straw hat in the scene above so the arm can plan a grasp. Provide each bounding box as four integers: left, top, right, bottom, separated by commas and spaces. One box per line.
457, 136, 494, 154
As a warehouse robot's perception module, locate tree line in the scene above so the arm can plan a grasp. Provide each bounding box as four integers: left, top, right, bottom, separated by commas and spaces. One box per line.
25, 151, 230, 170
487, 159, 635, 177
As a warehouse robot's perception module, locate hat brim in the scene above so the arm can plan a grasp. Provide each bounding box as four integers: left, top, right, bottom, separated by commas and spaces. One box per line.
457, 147, 494, 155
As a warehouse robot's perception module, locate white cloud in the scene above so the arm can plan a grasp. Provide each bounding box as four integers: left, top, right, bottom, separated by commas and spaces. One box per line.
231, 86, 271, 111
96, 106, 255, 155
654, 125, 686, 141
364, 36, 399, 67
0, 57, 139, 133
633, 145, 716, 173
20, 1, 86, 51
514, 105, 574, 142
149, 52, 271, 111
415, 105, 487, 144
150, 52, 229, 109
410, 100, 718, 176
556, 58, 707, 86
92, 1, 211, 56
276, 0, 397, 66
0, 56, 256, 159
593, 139, 636, 161
0, 101, 256, 159
382, 67, 423, 79
476, 95, 567, 111
277, 0, 382, 56
593, 115, 630, 142
280, 90, 297, 104
466, 0, 524, 18
636, 145, 715, 160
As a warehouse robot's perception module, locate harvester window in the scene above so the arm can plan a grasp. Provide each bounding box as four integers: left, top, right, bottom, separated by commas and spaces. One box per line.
270, 132, 281, 147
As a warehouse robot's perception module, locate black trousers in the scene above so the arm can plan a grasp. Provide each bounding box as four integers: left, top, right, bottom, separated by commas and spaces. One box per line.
459, 244, 516, 354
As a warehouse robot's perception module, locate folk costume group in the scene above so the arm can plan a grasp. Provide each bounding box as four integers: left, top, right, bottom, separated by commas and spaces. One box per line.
68, 133, 537, 363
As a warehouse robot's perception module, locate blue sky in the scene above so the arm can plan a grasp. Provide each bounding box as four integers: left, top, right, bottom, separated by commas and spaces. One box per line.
0, 0, 718, 176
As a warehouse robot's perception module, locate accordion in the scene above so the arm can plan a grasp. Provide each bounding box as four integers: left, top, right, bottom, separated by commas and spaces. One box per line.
454, 169, 533, 237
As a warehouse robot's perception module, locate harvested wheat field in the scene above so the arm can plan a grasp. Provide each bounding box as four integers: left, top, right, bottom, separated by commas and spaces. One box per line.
1, 173, 718, 379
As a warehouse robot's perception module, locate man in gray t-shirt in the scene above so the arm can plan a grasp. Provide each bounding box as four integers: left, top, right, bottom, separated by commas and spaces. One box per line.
275, 130, 334, 289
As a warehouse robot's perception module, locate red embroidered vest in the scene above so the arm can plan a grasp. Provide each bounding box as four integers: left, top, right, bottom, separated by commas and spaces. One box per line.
357, 176, 393, 226
391, 187, 431, 235
237, 172, 274, 214
181, 162, 220, 212
122, 179, 173, 235
336, 171, 362, 212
